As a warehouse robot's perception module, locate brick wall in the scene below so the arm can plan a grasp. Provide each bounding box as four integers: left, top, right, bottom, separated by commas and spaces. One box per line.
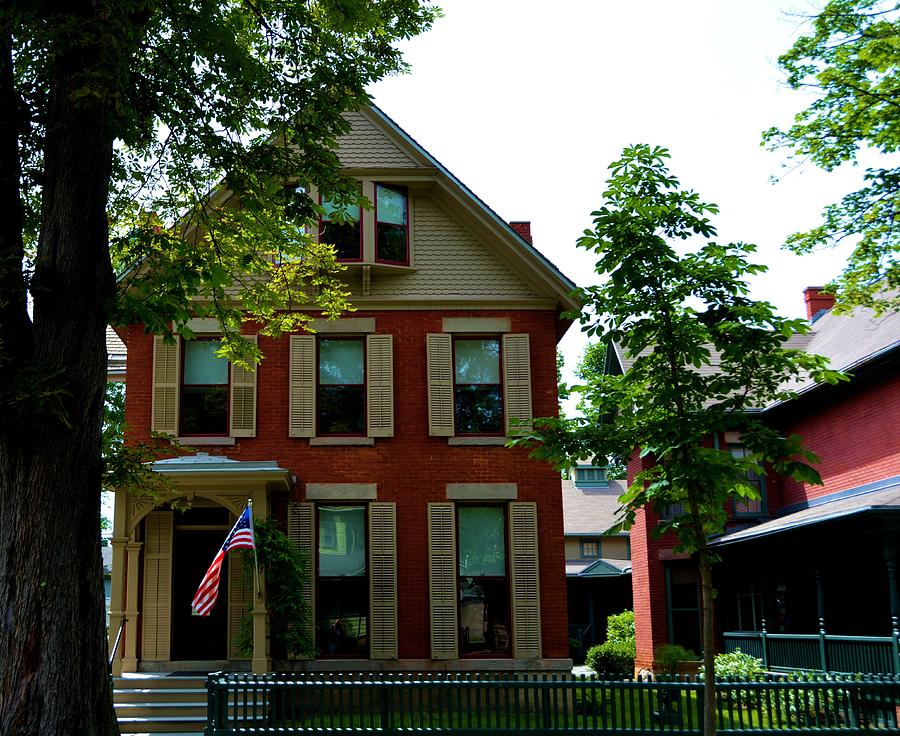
125, 309, 568, 660
780, 372, 900, 508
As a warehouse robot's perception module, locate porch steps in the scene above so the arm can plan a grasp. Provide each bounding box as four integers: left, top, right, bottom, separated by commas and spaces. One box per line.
114, 674, 264, 734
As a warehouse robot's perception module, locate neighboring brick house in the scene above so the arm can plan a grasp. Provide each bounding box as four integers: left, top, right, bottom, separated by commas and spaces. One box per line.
623, 288, 900, 672
563, 462, 632, 653
107, 107, 579, 675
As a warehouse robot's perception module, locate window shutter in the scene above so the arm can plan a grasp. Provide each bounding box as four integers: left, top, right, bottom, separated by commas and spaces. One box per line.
428, 502, 458, 659
366, 334, 394, 438
141, 510, 173, 661
509, 502, 542, 658
289, 335, 316, 437
230, 335, 258, 437
287, 502, 315, 656
228, 549, 253, 659
368, 502, 398, 659
426, 334, 453, 436
502, 333, 532, 436
151, 336, 179, 435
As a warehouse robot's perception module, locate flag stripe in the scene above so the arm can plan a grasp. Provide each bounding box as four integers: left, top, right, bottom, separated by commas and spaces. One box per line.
191, 505, 255, 617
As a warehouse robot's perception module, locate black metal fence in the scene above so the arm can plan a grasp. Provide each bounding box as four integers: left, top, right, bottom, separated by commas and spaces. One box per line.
205, 671, 900, 735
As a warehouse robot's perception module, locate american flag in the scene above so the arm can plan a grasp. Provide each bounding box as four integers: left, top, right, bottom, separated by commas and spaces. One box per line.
191, 504, 255, 617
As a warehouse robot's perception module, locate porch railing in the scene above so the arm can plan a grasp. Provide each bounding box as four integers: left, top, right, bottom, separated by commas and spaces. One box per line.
205, 671, 900, 735
724, 631, 900, 674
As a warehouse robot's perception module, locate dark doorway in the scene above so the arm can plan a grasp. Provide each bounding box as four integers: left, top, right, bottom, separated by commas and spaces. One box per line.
171, 507, 230, 660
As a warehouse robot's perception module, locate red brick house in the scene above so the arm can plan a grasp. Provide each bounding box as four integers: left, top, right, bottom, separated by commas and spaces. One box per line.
624, 288, 900, 672
107, 107, 578, 675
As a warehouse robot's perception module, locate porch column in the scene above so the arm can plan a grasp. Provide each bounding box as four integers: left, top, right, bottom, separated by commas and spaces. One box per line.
122, 541, 143, 672
108, 536, 128, 676
882, 536, 900, 673
251, 491, 270, 673
108, 489, 130, 676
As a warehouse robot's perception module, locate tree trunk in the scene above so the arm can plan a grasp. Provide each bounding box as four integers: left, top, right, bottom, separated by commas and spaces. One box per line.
699, 545, 716, 736
0, 9, 119, 734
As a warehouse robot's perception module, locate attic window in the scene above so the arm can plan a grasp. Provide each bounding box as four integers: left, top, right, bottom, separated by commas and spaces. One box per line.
574, 467, 608, 488
375, 184, 408, 265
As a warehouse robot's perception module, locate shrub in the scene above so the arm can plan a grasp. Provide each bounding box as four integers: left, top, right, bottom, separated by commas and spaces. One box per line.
586, 640, 636, 675
654, 644, 699, 675
569, 637, 585, 664
606, 610, 635, 645
698, 648, 764, 679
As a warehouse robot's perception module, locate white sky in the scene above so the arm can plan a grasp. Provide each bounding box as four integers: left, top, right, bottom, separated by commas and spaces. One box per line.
369, 0, 865, 393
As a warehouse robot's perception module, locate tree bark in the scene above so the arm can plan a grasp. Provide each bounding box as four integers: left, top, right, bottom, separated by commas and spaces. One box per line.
0, 9, 119, 734
699, 545, 716, 736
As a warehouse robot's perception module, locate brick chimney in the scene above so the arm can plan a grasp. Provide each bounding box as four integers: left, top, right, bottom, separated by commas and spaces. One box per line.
804, 287, 835, 322
509, 221, 532, 244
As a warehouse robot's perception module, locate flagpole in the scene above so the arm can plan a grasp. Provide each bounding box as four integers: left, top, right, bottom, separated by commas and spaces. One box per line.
248, 498, 262, 600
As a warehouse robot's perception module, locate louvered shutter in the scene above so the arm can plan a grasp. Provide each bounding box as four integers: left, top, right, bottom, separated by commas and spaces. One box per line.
141, 510, 173, 661
230, 335, 258, 437
426, 334, 453, 436
502, 333, 533, 436
227, 549, 253, 659
151, 336, 179, 435
509, 502, 542, 658
428, 503, 458, 659
366, 334, 394, 438
287, 502, 315, 656
289, 335, 316, 437
368, 503, 398, 659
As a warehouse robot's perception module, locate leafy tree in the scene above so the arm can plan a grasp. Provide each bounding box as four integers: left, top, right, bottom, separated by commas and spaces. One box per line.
765, 0, 900, 314
0, 2, 436, 733
516, 144, 844, 736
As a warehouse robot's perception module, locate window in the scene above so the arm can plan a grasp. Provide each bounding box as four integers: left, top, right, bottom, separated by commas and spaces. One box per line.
375, 184, 408, 264
318, 338, 365, 435
180, 339, 229, 435
580, 540, 601, 559
453, 338, 503, 435
730, 446, 766, 516
317, 505, 368, 657
661, 502, 684, 520
457, 505, 510, 656
574, 466, 608, 488
320, 197, 362, 261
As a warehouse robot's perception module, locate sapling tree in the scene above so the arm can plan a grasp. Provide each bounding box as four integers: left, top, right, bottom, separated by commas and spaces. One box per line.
516, 144, 845, 736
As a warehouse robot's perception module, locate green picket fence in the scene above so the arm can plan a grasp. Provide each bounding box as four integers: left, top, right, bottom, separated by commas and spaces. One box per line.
205, 671, 900, 735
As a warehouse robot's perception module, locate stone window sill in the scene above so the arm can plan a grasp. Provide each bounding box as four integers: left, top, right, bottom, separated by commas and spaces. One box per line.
309, 437, 375, 446
447, 437, 508, 446
175, 436, 236, 446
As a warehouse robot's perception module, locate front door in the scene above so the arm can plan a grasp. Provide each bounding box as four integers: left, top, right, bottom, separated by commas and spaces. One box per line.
171, 507, 230, 660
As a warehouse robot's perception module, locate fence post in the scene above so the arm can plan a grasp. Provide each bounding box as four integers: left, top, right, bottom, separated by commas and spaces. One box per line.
205, 672, 219, 736
892, 618, 900, 675
760, 620, 769, 671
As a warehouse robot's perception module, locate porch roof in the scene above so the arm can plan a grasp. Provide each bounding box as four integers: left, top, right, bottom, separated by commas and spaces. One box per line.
711, 476, 900, 548
150, 452, 292, 491
566, 557, 632, 578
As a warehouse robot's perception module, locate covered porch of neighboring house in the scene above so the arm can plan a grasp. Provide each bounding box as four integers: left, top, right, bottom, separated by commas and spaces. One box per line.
714, 479, 900, 673
108, 453, 292, 675
567, 557, 632, 655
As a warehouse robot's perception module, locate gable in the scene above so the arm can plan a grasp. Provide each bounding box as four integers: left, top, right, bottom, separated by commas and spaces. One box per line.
337, 111, 426, 170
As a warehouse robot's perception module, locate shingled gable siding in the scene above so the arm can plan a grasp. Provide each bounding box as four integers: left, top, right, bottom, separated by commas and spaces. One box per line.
123, 310, 569, 662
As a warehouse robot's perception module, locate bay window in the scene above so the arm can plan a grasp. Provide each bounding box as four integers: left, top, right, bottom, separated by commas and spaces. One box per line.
375, 184, 409, 264
320, 198, 362, 261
